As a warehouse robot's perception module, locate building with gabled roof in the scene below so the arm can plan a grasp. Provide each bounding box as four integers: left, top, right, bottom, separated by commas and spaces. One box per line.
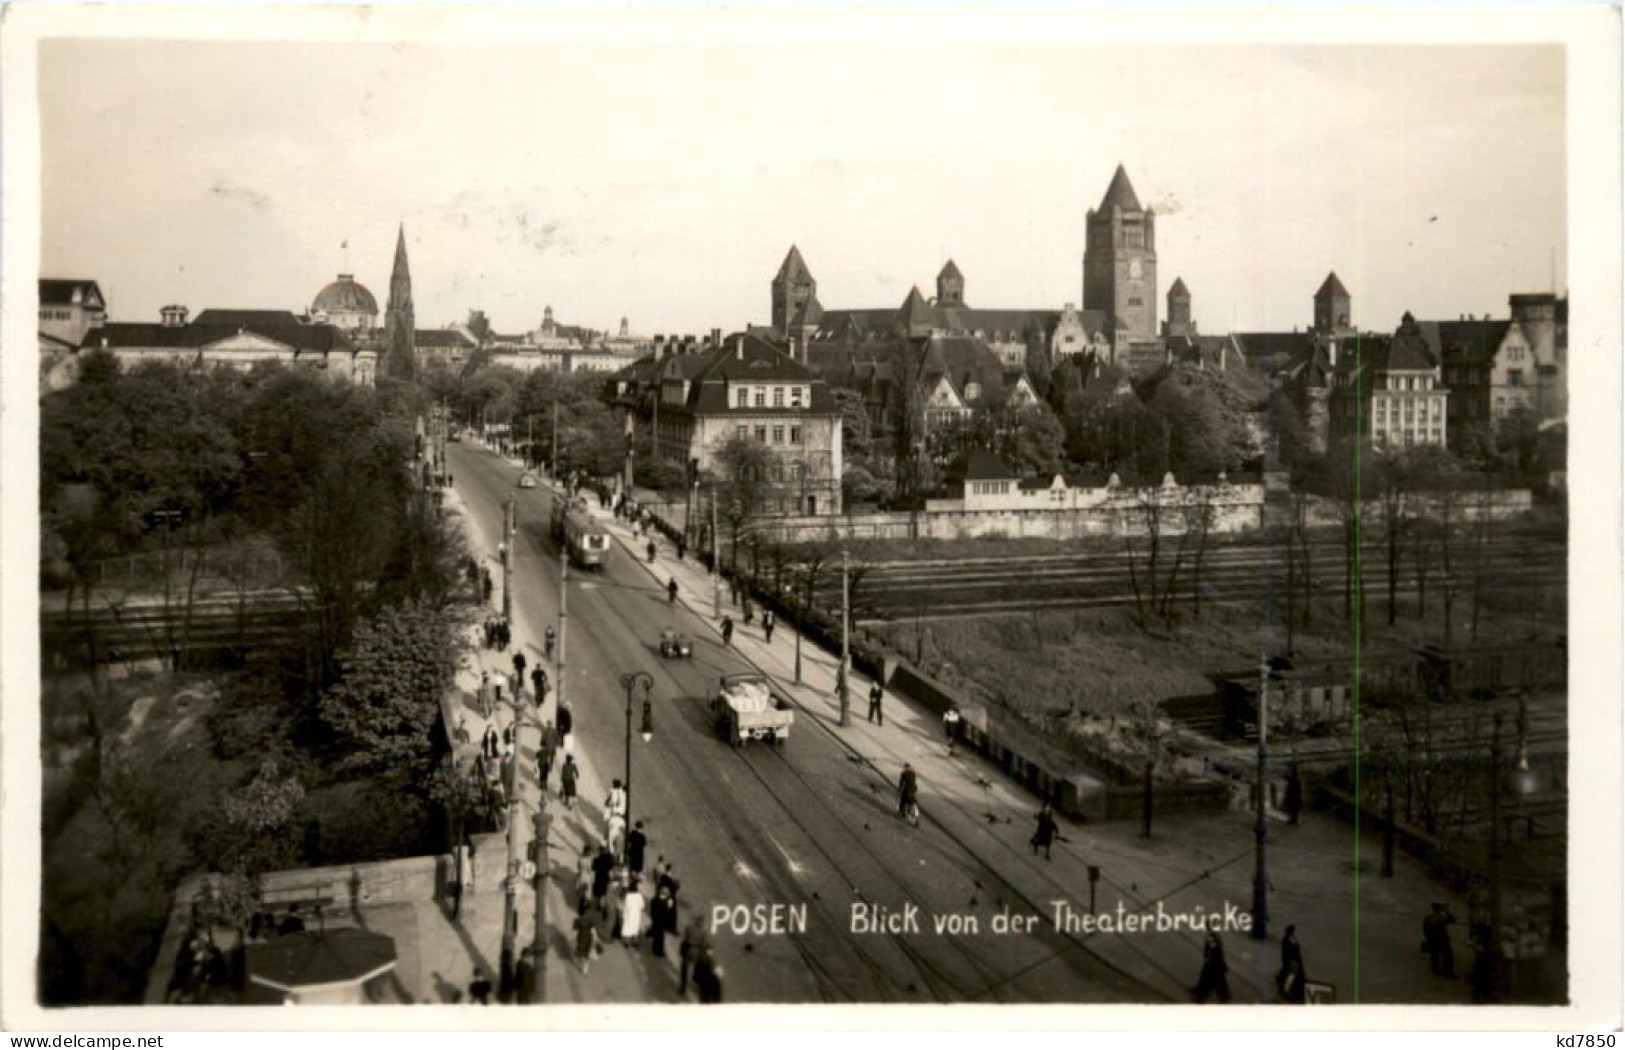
1325, 312, 1449, 449
631, 332, 844, 516
85, 305, 376, 385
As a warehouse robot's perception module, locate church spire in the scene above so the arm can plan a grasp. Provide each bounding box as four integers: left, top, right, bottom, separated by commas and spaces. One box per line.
385, 223, 416, 379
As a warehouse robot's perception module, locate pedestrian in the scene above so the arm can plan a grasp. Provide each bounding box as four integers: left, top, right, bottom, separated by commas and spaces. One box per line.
482, 620, 493, 649
867, 680, 884, 725
482, 723, 500, 761
607, 811, 628, 858
558, 700, 574, 750
605, 867, 626, 935
493, 681, 504, 710
515, 946, 537, 1003
479, 671, 493, 719
591, 843, 616, 905
676, 536, 686, 561
721, 616, 734, 646
469, 968, 493, 1005
667, 577, 679, 604
649, 883, 677, 959
482, 570, 493, 602
897, 763, 919, 820
606, 780, 628, 821
540, 721, 558, 787
502, 721, 514, 748
1284, 765, 1303, 826
513, 651, 528, 679
574, 847, 593, 911
944, 705, 962, 754
499, 620, 511, 651
647, 539, 657, 564
627, 821, 648, 876
620, 878, 647, 945
1031, 805, 1058, 860
560, 754, 579, 809
762, 610, 775, 643
532, 667, 548, 706
679, 913, 711, 997
657, 860, 681, 904
742, 598, 754, 626
545, 625, 556, 662
574, 904, 598, 974
1278, 925, 1304, 994
500, 745, 516, 797
1193, 932, 1232, 1004
1423, 903, 1457, 978
694, 951, 724, 1004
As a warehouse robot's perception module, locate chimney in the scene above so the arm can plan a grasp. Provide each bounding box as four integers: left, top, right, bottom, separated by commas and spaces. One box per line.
736, 336, 745, 360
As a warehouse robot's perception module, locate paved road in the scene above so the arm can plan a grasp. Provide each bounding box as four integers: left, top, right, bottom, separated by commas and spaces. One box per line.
449, 442, 1172, 1003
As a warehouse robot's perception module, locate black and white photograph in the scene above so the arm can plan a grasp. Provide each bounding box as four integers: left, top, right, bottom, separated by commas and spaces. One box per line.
2, 3, 1619, 1032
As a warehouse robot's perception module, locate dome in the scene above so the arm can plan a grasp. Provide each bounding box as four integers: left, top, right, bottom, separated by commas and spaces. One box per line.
312, 274, 379, 317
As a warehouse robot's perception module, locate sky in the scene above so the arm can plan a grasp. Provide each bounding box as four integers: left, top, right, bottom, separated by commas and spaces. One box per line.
39, 38, 1566, 338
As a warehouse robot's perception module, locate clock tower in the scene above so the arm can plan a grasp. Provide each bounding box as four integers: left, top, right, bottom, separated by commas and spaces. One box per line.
1082, 165, 1157, 355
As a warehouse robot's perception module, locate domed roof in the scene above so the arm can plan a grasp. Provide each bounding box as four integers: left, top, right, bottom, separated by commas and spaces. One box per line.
312, 274, 378, 316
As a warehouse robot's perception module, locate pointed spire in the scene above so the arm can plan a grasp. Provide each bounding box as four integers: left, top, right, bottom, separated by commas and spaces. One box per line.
1316, 272, 1350, 299
775, 245, 813, 283
938, 258, 963, 281
1098, 164, 1143, 212
1168, 277, 1191, 299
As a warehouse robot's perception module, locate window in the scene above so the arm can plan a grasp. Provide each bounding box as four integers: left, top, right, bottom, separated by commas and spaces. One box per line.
735, 424, 747, 439
754, 390, 766, 408
773, 387, 785, 407
791, 387, 804, 408
1509, 347, 1524, 362
773, 425, 785, 444
1508, 369, 1524, 387
792, 463, 805, 480
791, 425, 803, 445
754, 424, 767, 443
1127, 297, 1144, 307
736, 387, 748, 408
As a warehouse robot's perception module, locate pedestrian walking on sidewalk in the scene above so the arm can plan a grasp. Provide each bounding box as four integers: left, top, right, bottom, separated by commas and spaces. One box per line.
1423, 903, 1457, 978
500, 746, 516, 797
540, 721, 558, 787
574, 906, 598, 974
558, 700, 574, 750
606, 780, 628, 821
1031, 806, 1058, 860
482, 723, 500, 761
620, 879, 646, 945
742, 598, 754, 626
513, 651, 527, 680
1277, 925, 1304, 994
676, 536, 686, 561
762, 610, 775, 643
560, 754, 579, 809
545, 625, 556, 662
532, 667, 548, 706
482, 570, 493, 602
1278, 958, 1308, 1003
607, 812, 628, 858
679, 914, 711, 997
627, 821, 648, 876
479, 671, 493, 719
944, 706, 962, 755
667, 577, 679, 604
694, 952, 724, 1004
867, 680, 885, 725
574, 847, 593, 911
591, 843, 616, 906
647, 539, 657, 564
649, 883, 677, 959
657, 861, 681, 905
721, 616, 735, 646
1193, 932, 1232, 1004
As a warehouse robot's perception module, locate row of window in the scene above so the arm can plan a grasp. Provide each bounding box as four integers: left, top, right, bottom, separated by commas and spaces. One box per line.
734, 422, 804, 446
40, 309, 78, 321
969, 481, 1012, 495
1386, 374, 1436, 391
734, 384, 807, 409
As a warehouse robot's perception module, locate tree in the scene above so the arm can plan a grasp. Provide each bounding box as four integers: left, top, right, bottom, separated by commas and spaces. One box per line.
318, 600, 463, 785
998, 404, 1066, 478
1306, 439, 1376, 628
710, 432, 774, 569
192, 756, 306, 877
886, 338, 930, 503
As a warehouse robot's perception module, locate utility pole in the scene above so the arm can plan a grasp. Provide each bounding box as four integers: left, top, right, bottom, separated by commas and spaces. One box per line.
839, 548, 851, 727
710, 487, 721, 620
502, 499, 515, 624
500, 793, 521, 999
550, 394, 559, 478
558, 501, 569, 686
528, 805, 550, 1003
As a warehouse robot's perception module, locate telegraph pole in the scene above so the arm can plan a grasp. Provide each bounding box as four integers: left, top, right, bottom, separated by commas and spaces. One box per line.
502, 499, 515, 624
839, 548, 851, 727
710, 487, 721, 620
528, 804, 551, 1003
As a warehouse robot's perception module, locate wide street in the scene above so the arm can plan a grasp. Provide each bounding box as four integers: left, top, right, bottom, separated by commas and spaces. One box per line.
447, 440, 1172, 1003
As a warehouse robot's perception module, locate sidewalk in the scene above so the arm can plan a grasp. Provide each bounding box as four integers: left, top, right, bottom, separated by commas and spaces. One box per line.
585, 479, 1478, 1005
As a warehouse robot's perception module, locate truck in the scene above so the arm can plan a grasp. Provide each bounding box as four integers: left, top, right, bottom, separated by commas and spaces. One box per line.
713, 673, 794, 747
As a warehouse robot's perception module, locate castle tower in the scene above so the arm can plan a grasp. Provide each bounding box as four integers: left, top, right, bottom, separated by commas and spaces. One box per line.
384, 223, 416, 380
1313, 272, 1353, 335
936, 259, 965, 307
1082, 165, 1157, 351
771, 246, 817, 336
1163, 277, 1193, 338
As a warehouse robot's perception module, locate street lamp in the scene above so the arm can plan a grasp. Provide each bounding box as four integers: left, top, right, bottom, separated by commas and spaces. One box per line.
617, 671, 654, 863
1251, 652, 1293, 940
1486, 698, 1542, 1002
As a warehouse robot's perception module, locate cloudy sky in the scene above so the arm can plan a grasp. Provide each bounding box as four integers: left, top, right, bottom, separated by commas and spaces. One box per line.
39, 36, 1565, 337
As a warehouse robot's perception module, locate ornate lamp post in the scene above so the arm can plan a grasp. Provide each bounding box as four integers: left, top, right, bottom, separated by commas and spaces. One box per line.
617, 671, 654, 863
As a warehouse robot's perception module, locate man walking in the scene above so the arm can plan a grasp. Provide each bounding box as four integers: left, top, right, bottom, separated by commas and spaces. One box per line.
513, 650, 527, 682
649, 883, 677, 959
943, 705, 962, 755
560, 754, 579, 809
558, 700, 574, 754
1193, 932, 1232, 1004
591, 843, 616, 908
1031, 805, 1059, 860
720, 616, 734, 647
762, 610, 775, 643
1423, 903, 1457, 978
679, 912, 711, 998
626, 821, 648, 877
897, 763, 918, 820
531, 667, 549, 708
867, 680, 884, 725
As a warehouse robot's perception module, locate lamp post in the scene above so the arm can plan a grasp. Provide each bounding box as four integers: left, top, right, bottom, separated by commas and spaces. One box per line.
617, 671, 654, 864
1251, 653, 1293, 940
501, 499, 515, 624
1485, 698, 1542, 1003
838, 548, 851, 727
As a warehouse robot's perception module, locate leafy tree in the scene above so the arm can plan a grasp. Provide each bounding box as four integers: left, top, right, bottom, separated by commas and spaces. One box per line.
998, 404, 1066, 477
710, 432, 775, 568
191, 756, 306, 877
886, 338, 931, 503
318, 600, 463, 785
